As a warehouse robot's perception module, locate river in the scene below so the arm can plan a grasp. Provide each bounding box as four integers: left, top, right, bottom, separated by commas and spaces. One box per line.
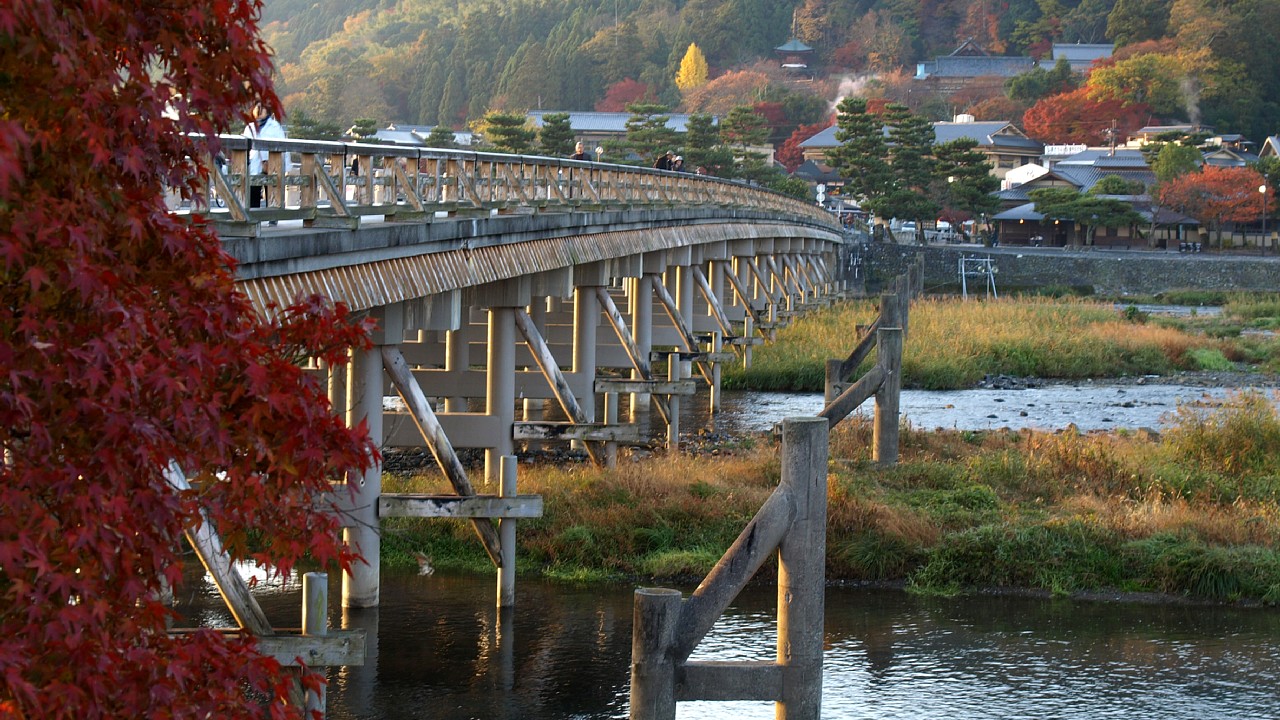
687, 382, 1278, 435
179, 570, 1280, 719
189, 380, 1280, 718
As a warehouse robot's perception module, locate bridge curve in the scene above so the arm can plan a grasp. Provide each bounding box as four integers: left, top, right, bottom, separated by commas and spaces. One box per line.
179, 136, 844, 313
173, 137, 856, 612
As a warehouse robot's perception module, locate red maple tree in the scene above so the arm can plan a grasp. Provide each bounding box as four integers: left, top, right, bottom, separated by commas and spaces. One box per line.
595, 79, 656, 112
1, 2, 376, 718
1022, 87, 1151, 145
1157, 166, 1269, 247
776, 122, 830, 172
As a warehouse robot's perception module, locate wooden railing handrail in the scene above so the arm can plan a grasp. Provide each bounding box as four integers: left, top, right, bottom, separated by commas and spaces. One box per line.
169, 136, 843, 236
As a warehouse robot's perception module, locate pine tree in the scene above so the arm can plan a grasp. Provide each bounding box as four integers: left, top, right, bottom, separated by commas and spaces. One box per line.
425, 124, 458, 149
607, 103, 680, 166
826, 97, 892, 213
878, 104, 940, 232
933, 138, 1000, 239
675, 43, 709, 92
538, 112, 577, 156
477, 111, 537, 154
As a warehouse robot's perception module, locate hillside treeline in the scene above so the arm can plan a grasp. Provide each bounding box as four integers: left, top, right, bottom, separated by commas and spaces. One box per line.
263, 0, 1280, 143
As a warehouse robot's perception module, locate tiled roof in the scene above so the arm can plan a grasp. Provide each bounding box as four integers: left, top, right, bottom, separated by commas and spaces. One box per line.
1054, 148, 1148, 167
373, 126, 473, 147
924, 55, 1037, 78
1050, 43, 1113, 70
798, 125, 839, 148
800, 121, 1042, 152
527, 110, 708, 133
1054, 166, 1155, 192
992, 202, 1043, 221
776, 38, 813, 53
792, 160, 842, 183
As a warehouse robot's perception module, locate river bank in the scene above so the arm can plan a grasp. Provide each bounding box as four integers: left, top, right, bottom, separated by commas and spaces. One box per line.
382, 296, 1280, 603
382, 389, 1280, 604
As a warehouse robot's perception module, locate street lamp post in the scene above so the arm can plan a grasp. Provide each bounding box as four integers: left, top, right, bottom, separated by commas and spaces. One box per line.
1261, 184, 1269, 254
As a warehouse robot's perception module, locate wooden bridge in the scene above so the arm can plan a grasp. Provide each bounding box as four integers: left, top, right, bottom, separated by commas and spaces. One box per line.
171, 137, 856, 713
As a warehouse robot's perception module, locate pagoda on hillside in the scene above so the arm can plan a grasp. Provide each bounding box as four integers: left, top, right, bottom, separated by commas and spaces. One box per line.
775, 38, 814, 80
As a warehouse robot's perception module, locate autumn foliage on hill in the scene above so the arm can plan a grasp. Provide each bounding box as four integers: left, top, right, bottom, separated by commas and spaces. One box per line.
0, 1, 375, 718
1022, 87, 1151, 145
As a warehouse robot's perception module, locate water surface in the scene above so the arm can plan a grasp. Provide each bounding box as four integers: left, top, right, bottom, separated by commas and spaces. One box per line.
180, 571, 1280, 720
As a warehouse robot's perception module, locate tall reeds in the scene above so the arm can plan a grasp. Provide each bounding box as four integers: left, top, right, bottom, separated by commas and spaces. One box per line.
726, 297, 1233, 391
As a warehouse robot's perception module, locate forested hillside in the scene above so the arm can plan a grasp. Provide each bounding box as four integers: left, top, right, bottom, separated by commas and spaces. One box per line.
262, 0, 1280, 143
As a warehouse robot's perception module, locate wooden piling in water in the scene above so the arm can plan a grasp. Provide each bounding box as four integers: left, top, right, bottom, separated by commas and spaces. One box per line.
497, 455, 518, 608
302, 572, 328, 715
776, 418, 828, 719
629, 417, 829, 719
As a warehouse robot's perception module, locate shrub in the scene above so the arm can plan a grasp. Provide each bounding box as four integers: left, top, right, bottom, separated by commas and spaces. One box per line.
1162, 391, 1280, 479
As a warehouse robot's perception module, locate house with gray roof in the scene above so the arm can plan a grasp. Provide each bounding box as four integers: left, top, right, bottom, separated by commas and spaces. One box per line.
526, 110, 711, 150
915, 40, 1037, 93
371, 123, 474, 147
1260, 136, 1280, 159
797, 116, 1043, 182
915, 40, 1112, 94
990, 150, 1189, 248
1049, 43, 1114, 72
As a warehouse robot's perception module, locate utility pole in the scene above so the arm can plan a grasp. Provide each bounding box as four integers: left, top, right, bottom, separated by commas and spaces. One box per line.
1103, 119, 1118, 156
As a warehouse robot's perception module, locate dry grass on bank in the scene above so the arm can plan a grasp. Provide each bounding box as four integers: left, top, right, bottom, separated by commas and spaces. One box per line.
726, 296, 1235, 391
381, 392, 1280, 601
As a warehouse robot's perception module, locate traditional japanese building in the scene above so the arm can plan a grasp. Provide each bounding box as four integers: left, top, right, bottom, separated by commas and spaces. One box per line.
775, 38, 815, 80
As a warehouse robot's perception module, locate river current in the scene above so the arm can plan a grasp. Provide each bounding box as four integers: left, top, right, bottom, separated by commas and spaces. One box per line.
180, 570, 1280, 720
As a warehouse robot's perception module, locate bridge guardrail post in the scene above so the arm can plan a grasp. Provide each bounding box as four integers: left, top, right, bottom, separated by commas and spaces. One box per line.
776, 417, 828, 720
873, 325, 903, 466
630, 588, 682, 720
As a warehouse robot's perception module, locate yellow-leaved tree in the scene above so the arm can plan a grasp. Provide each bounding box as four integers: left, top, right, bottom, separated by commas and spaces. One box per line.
676, 43, 709, 92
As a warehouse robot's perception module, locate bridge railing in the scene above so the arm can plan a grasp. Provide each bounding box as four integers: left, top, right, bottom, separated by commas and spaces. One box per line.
171, 137, 839, 236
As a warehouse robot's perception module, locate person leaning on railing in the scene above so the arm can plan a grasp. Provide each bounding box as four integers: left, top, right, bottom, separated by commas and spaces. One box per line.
243, 105, 285, 223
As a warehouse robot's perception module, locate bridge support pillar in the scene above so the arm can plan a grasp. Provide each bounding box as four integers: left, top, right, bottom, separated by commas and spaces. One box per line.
444, 328, 468, 413
496, 454, 518, 608
630, 274, 654, 422
573, 263, 610, 421
522, 300, 547, 452
343, 341, 384, 608
675, 258, 694, 382
485, 307, 517, 485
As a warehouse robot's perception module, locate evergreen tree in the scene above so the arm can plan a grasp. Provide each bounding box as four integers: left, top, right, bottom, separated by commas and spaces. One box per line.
477, 111, 537, 154
933, 138, 1000, 239
1006, 58, 1078, 103
682, 113, 734, 175
880, 103, 940, 230
438, 68, 466, 127
538, 112, 577, 156
826, 97, 891, 218
288, 109, 344, 141
1106, 0, 1172, 46
675, 43, 709, 92
1150, 141, 1204, 185
425, 124, 458, 149
607, 103, 680, 166
349, 117, 380, 140
719, 106, 770, 150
